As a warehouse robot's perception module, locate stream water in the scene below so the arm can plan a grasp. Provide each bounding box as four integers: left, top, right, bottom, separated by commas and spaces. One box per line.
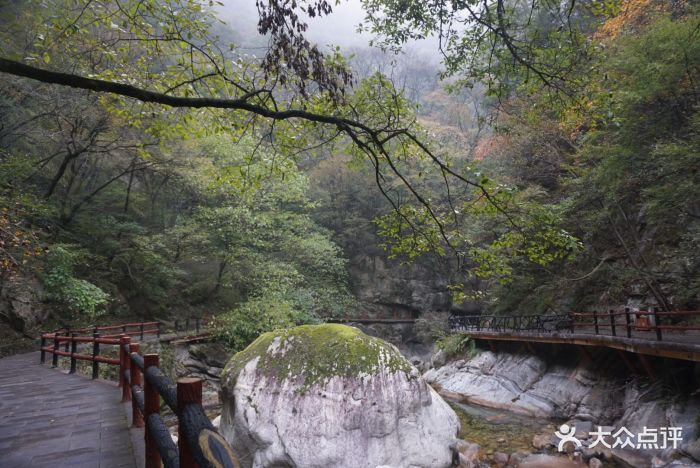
448, 399, 560, 455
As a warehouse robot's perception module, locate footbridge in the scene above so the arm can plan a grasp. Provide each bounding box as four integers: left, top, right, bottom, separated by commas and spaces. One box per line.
333, 309, 700, 363
1, 319, 239, 468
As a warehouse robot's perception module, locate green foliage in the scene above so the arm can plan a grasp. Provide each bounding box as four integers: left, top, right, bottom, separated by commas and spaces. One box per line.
213, 291, 317, 353
470, 6, 700, 312
413, 318, 449, 343
436, 332, 476, 358
41, 245, 110, 319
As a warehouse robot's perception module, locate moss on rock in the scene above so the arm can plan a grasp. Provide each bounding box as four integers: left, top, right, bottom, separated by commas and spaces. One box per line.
221, 323, 413, 392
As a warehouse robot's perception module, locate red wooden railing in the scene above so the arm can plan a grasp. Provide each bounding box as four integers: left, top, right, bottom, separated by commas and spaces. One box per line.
39, 319, 238, 468
571, 308, 700, 341
41, 321, 161, 377
449, 308, 700, 343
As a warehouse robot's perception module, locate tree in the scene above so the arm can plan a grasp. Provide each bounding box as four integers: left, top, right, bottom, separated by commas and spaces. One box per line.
0, 0, 633, 303
0, 0, 526, 258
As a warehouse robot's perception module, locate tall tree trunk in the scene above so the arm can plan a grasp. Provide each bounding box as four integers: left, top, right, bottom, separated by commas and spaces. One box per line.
210, 260, 227, 297
123, 156, 138, 214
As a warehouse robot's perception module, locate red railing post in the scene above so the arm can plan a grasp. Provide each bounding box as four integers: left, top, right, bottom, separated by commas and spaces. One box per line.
144, 354, 161, 468
40, 335, 46, 364
177, 377, 203, 468
593, 310, 599, 334
92, 332, 100, 380
69, 333, 77, 374
120, 335, 132, 402
653, 307, 662, 341
130, 343, 144, 428
51, 332, 59, 367
609, 309, 616, 336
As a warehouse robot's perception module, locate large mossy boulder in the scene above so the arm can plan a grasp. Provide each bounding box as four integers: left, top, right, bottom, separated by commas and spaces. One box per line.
219, 324, 459, 468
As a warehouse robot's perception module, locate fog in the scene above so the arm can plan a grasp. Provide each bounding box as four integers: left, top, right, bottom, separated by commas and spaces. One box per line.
215, 0, 441, 63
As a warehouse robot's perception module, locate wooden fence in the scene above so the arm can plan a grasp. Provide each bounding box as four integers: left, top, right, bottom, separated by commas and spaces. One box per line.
39, 320, 238, 468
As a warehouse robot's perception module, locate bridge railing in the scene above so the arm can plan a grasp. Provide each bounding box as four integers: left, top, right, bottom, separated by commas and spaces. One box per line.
120, 337, 239, 468
50, 316, 205, 338
449, 309, 700, 342
39, 320, 161, 378
39, 320, 238, 468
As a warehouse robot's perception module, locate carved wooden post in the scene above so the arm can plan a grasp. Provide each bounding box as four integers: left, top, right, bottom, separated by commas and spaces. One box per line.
144, 354, 161, 468
69, 334, 77, 374
40, 335, 46, 364
130, 343, 144, 428
653, 307, 662, 341
593, 310, 599, 335
609, 309, 616, 336
140, 323, 145, 341
177, 377, 203, 468
120, 335, 132, 402
92, 332, 100, 380
625, 308, 632, 338
52, 333, 59, 367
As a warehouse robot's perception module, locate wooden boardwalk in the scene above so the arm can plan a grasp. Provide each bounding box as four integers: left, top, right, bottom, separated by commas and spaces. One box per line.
0, 352, 136, 468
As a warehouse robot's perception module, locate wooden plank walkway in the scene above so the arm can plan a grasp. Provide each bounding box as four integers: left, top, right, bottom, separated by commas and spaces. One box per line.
465, 330, 700, 362
0, 352, 136, 468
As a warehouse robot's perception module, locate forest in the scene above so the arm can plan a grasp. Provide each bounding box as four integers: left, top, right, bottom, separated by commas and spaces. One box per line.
0, 0, 698, 356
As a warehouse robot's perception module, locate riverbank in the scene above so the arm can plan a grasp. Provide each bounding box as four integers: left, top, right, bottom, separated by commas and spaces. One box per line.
426, 345, 700, 468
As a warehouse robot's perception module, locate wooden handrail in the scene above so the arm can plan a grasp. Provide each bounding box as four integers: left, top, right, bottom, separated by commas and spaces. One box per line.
122, 341, 240, 468
50, 316, 206, 336
449, 309, 700, 343
39, 317, 236, 468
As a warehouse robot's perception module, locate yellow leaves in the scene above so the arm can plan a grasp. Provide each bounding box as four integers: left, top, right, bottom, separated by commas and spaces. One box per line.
595, 0, 666, 39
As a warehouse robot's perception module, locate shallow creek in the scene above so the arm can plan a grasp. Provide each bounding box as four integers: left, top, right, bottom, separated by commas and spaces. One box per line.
448, 399, 560, 455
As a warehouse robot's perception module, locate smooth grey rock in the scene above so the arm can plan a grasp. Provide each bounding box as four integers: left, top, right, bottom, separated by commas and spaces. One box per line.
612, 448, 652, 468
0, 276, 48, 332
432, 349, 447, 369
493, 451, 509, 467
588, 457, 603, 468
686, 438, 700, 462
518, 453, 585, 467
457, 441, 481, 468
532, 432, 554, 450
426, 351, 622, 420
665, 459, 700, 467
508, 451, 528, 467
220, 324, 459, 468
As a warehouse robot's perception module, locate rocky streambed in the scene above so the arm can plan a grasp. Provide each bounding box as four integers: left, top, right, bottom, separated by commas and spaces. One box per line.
427, 347, 700, 468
